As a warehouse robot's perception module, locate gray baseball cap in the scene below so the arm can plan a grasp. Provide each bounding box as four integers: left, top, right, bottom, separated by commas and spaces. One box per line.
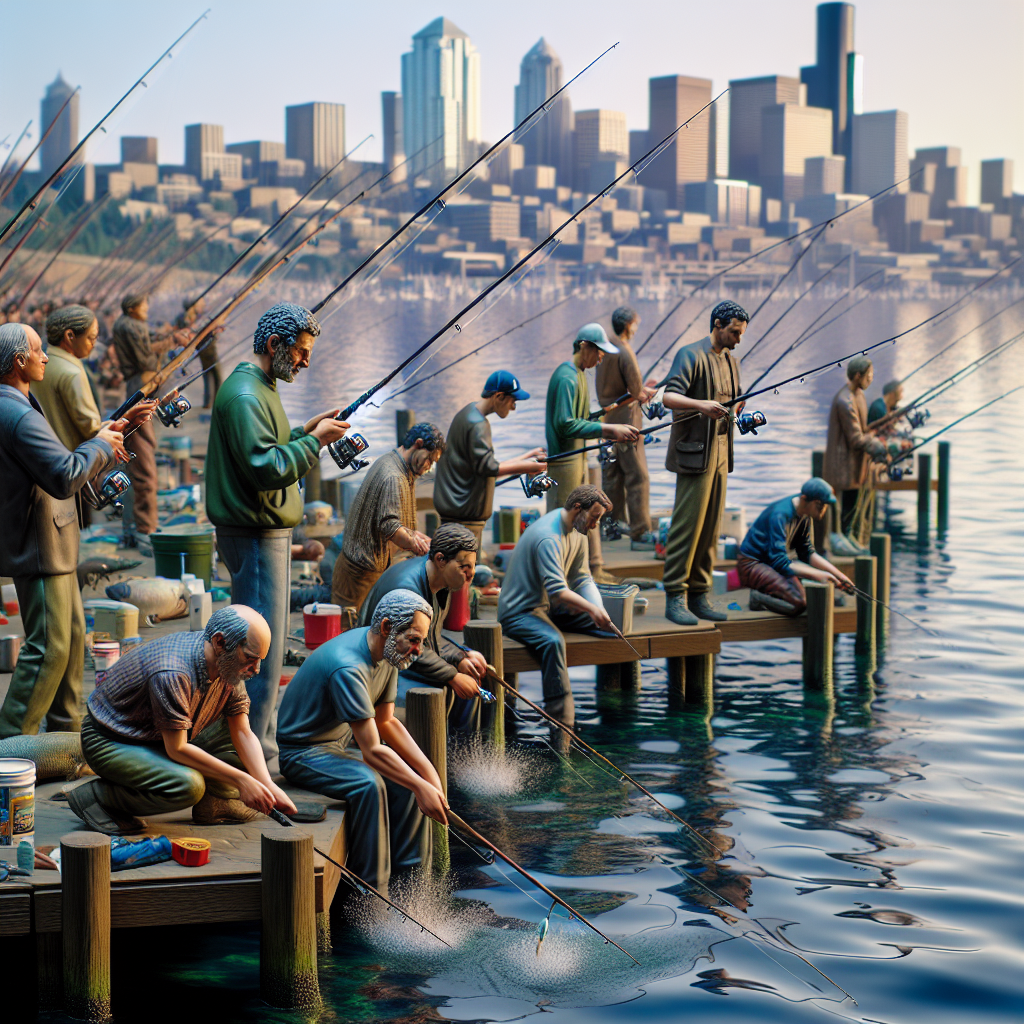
574, 322, 619, 354
801, 477, 837, 505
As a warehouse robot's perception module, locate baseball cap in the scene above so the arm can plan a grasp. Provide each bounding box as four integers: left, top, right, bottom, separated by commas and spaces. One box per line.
801, 477, 837, 505
574, 322, 619, 354
483, 370, 530, 400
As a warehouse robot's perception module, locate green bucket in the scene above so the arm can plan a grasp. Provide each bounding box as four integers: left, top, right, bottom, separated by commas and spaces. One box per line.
150, 524, 216, 589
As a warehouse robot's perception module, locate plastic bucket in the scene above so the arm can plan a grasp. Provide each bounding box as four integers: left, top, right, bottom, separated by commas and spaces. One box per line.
303, 603, 342, 650
93, 639, 120, 684
0, 757, 35, 867
151, 524, 215, 589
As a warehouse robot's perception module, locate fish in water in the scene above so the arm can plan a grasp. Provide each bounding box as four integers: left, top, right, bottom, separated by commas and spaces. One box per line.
105, 577, 188, 626
536, 915, 549, 957
76, 557, 142, 590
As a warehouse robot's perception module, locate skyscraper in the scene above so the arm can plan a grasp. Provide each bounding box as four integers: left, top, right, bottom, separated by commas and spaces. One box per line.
728, 75, 804, 185
121, 137, 158, 165
40, 73, 80, 178
851, 110, 909, 198
514, 38, 573, 186
572, 110, 628, 193
285, 103, 346, 176
760, 104, 833, 202
981, 159, 1014, 210
910, 146, 967, 217
185, 124, 241, 184
382, 92, 405, 172
401, 17, 482, 182
645, 75, 712, 207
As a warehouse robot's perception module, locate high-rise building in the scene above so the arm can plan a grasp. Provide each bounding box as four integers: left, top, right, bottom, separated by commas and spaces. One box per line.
226, 140, 285, 179
184, 124, 241, 183
121, 137, 158, 165
285, 103, 346, 176
800, 3, 859, 177
401, 17, 482, 182
761, 104, 833, 202
851, 110, 909, 198
684, 179, 762, 226
646, 75, 713, 206
572, 110, 628, 194
804, 154, 846, 196
728, 75, 804, 185
981, 158, 1014, 210
514, 38, 573, 186
382, 92, 405, 172
40, 73, 80, 178
910, 146, 967, 217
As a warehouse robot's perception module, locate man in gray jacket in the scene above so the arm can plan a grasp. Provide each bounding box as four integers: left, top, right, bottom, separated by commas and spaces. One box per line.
0, 323, 129, 737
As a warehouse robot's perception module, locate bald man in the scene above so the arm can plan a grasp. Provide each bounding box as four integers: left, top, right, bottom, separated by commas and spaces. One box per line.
67, 605, 298, 836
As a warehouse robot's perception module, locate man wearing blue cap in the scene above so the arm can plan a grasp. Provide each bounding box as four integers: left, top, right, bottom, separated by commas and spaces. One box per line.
433, 371, 547, 545
737, 478, 855, 616
546, 323, 641, 578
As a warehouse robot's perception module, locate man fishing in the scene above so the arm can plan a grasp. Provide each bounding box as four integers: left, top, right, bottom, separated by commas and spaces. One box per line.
661, 300, 747, 625
497, 485, 616, 725
432, 370, 546, 547
737, 477, 855, 616
276, 589, 449, 893
205, 301, 350, 760
868, 378, 903, 427
330, 422, 442, 626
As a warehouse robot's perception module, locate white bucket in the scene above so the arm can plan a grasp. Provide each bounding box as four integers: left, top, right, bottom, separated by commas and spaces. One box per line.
93, 639, 121, 684
0, 757, 35, 867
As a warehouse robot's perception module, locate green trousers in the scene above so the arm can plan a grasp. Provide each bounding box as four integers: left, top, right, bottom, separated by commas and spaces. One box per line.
663, 436, 728, 596
545, 453, 603, 569
0, 572, 84, 738
81, 713, 245, 818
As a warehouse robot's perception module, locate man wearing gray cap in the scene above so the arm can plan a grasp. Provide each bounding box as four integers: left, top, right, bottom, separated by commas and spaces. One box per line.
545, 323, 640, 579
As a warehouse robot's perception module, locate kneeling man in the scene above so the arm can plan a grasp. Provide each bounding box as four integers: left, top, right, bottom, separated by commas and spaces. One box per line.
69, 605, 296, 835
737, 477, 855, 616
276, 589, 448, 892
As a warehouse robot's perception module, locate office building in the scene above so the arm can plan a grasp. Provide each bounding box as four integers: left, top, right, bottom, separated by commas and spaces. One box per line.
804, 154, 846, 196
728, 75, 804, 185
121, 137, 158, 165
401, 17, 482, 181
514, 38, 574, 184
184, 124, 242, 183
981, 158, 1014, 210
40, 73, 80, 178
761, 103, 833, 202
910, 146, 967, 217
851, 111, 909, 198
708, 96, 729, 180
684, 179, 762, 226
573, 109, 627, 194
646, 75, 713, 206
226, 140, 285, 179
382, 92, 405, 171
285, 103, 346, 176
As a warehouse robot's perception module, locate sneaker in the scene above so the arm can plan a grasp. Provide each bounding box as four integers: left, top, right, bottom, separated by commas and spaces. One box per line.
192, 792, 260, 825
688, 593, 728, 622
65, 779, 146, 836
665, 593, 698, 626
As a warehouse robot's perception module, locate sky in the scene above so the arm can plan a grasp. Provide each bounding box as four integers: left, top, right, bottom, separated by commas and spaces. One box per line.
3, 0, 1023, 202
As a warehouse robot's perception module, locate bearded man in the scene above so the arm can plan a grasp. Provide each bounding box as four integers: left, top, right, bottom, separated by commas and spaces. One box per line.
205, 302, 350, 759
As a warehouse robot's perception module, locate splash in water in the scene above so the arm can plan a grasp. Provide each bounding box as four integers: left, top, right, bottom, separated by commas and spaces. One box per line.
448, 737, 548, 800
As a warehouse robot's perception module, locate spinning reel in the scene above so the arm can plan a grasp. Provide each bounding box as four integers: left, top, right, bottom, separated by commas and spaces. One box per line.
156, 395, 191, 428
644, 401, 667, 421
520, 473, 554, 499
887, 462, 913, 481
82, 469, 132, 516
736, 410, 767, 436
326, 433, 371, 473
907, 408, 930, 429
597, 443, 617, 465
602, 517, 623, 542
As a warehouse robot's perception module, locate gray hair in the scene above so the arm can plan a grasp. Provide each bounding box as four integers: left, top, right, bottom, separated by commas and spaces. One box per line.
882, 379, 902, 396
0, 322, 30, 378
46, 305, 96, 346
203, 606, 250, 651
370, 589, 432, 635
846, 355, 872, 381
253, 302, 321, 355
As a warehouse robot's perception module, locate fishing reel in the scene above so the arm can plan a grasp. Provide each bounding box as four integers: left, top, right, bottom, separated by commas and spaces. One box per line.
888, 462, 913, 481
156, 395, 191, 428
907, 408, 930, 429
602, 517, 623, 542
736, 410, 767, 436
644, 401, 667, 421
520, 473, 554, 499
478, 688, 497, 704
597, 443, 617, 465
82, 469, 132, 516
326, 433, 370, 473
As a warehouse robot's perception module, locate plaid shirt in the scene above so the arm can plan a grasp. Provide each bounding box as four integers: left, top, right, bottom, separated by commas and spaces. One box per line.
87, 631, 250, 742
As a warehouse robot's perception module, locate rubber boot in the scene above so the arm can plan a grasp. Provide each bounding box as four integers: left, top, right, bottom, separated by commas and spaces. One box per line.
749, 589, 800, 617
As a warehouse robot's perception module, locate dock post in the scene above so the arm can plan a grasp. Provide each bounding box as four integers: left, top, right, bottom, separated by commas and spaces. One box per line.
870, 532, 891, 639
61, 831, 111, 1023
917, 453, 932, 542
463, 621, 505, 749
406, 687, 450, 875
666, 657, 684, 704
811, 450, 828, 551
396, 409, 416, 445
37, 932, 63, 1010
683, 654, 714, 712
320, 476, 341, 516
596, 661, 641, 691
937, 441, 951, 534
260, 830, 321, 1010
854, 554, 877, 658
802, 581, 834, 690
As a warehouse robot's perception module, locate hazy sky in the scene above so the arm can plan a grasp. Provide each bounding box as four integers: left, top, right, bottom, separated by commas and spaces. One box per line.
4, 1, 1023, 201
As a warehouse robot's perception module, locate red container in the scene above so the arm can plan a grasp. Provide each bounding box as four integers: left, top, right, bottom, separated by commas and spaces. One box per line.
171, 837, 210, 867
726, 568, 741, 591
443, 584, 471, 631
303, 603, 342, 649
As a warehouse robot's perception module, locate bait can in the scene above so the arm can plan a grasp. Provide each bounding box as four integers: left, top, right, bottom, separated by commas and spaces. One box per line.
93, 639, 121, 684
0, 758, 35, 856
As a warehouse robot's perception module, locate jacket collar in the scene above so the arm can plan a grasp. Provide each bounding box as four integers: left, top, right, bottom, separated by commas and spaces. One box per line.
0, 382, 42, 413
235, 361, 276, 390
46, 346, 83, 370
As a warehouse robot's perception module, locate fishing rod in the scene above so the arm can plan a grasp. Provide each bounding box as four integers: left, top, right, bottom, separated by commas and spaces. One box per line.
444, 810, 641, 965
0, 90, 79, 208
76, 220, 149, 299
265, 808, 451, 947
330, 91, 725, 423
136, 221, 232, 296
0, 216, 46, 283
0, 121, 34, 202
93, 222, 178, 307
309, 43, 619, 317
1, 11, 209, 245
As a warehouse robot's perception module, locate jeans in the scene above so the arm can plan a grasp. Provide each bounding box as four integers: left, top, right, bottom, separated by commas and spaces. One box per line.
279, 741, 424, 892
216, 528, 291, 760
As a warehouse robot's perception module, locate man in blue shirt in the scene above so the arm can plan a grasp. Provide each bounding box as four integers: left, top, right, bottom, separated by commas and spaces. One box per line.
737, 478, 855, 616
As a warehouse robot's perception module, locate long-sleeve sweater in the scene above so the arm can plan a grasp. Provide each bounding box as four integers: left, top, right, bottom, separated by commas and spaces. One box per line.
739, 495, 815, 576
545, 361, 603, 457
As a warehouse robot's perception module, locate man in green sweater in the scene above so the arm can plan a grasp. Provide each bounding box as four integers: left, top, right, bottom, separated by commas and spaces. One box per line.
206, 302, 349, 759
545, 323, 640, 578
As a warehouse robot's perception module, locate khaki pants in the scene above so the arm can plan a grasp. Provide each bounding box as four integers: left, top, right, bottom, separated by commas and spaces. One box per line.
663, 436, 728, 596
601, 439, 651, 539
331, 550, 384, 628
124, 418, 158, 536
545, 453, 603, 570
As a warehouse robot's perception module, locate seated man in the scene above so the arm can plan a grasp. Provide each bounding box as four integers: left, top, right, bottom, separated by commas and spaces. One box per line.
68, 605, 296, 836
497, 485, 616, 725
868, 379, 902, 427
737, 478, 855, 616
276, 589, 449, 893
359, 524, 486, 728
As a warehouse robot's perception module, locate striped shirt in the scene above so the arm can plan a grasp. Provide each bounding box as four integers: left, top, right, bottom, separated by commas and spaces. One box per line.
87, 631, 250, 742
341, 449, 417, 573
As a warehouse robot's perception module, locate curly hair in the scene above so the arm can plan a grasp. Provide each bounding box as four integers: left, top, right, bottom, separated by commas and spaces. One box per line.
370, 589, 432, 634
563, 484, 612, 512
252, 302, 321, 355
401, 421, 446, 453
710, 300, 749, 331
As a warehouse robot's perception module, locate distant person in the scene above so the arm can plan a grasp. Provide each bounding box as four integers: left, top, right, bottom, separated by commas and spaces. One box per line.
868, 379, 902, 425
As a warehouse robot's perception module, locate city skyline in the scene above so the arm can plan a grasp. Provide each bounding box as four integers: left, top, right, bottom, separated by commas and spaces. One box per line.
4, 0, 1022, 204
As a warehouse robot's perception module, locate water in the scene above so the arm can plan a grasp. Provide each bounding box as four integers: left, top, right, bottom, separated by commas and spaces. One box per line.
102, 278, 1024, 1022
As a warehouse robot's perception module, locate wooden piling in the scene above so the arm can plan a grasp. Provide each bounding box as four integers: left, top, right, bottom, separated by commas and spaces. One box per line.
854, 554, 877, 656
917, 452, 932, 540
683, 653, 714, 712
406, 687, 450, 875
870, 532, 891, 637
811, 450, 828, 551
666, 657, 684, 703
937, 441, 951, 533
464, 621, 505, 748
801, 580, 834, 690
396, 409, 417, 445
320, 475, 340, 516
260, 830, 321, 1010
596, 662, 641, 690
61, 831, 111, 1023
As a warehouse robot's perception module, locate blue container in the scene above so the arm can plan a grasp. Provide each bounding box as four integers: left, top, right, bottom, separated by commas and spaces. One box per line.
110, 834, 172, 871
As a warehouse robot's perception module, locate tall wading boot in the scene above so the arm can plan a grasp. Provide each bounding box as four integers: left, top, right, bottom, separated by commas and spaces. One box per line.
688, 592, 727, 622
665, 593, 698, 626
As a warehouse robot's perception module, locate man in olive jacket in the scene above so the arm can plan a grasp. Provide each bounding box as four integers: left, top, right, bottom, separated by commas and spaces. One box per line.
205, 303, 349, 759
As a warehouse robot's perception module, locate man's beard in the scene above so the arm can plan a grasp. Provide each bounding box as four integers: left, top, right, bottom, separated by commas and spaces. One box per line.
383, 631, 417, 671
572, 511, 590, 535
271, 343, 300, 382
216, 649, 254, 687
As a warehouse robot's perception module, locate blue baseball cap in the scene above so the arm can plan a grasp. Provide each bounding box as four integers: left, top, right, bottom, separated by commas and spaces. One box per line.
801, 477, 837, 505
483, 370, 530, 400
